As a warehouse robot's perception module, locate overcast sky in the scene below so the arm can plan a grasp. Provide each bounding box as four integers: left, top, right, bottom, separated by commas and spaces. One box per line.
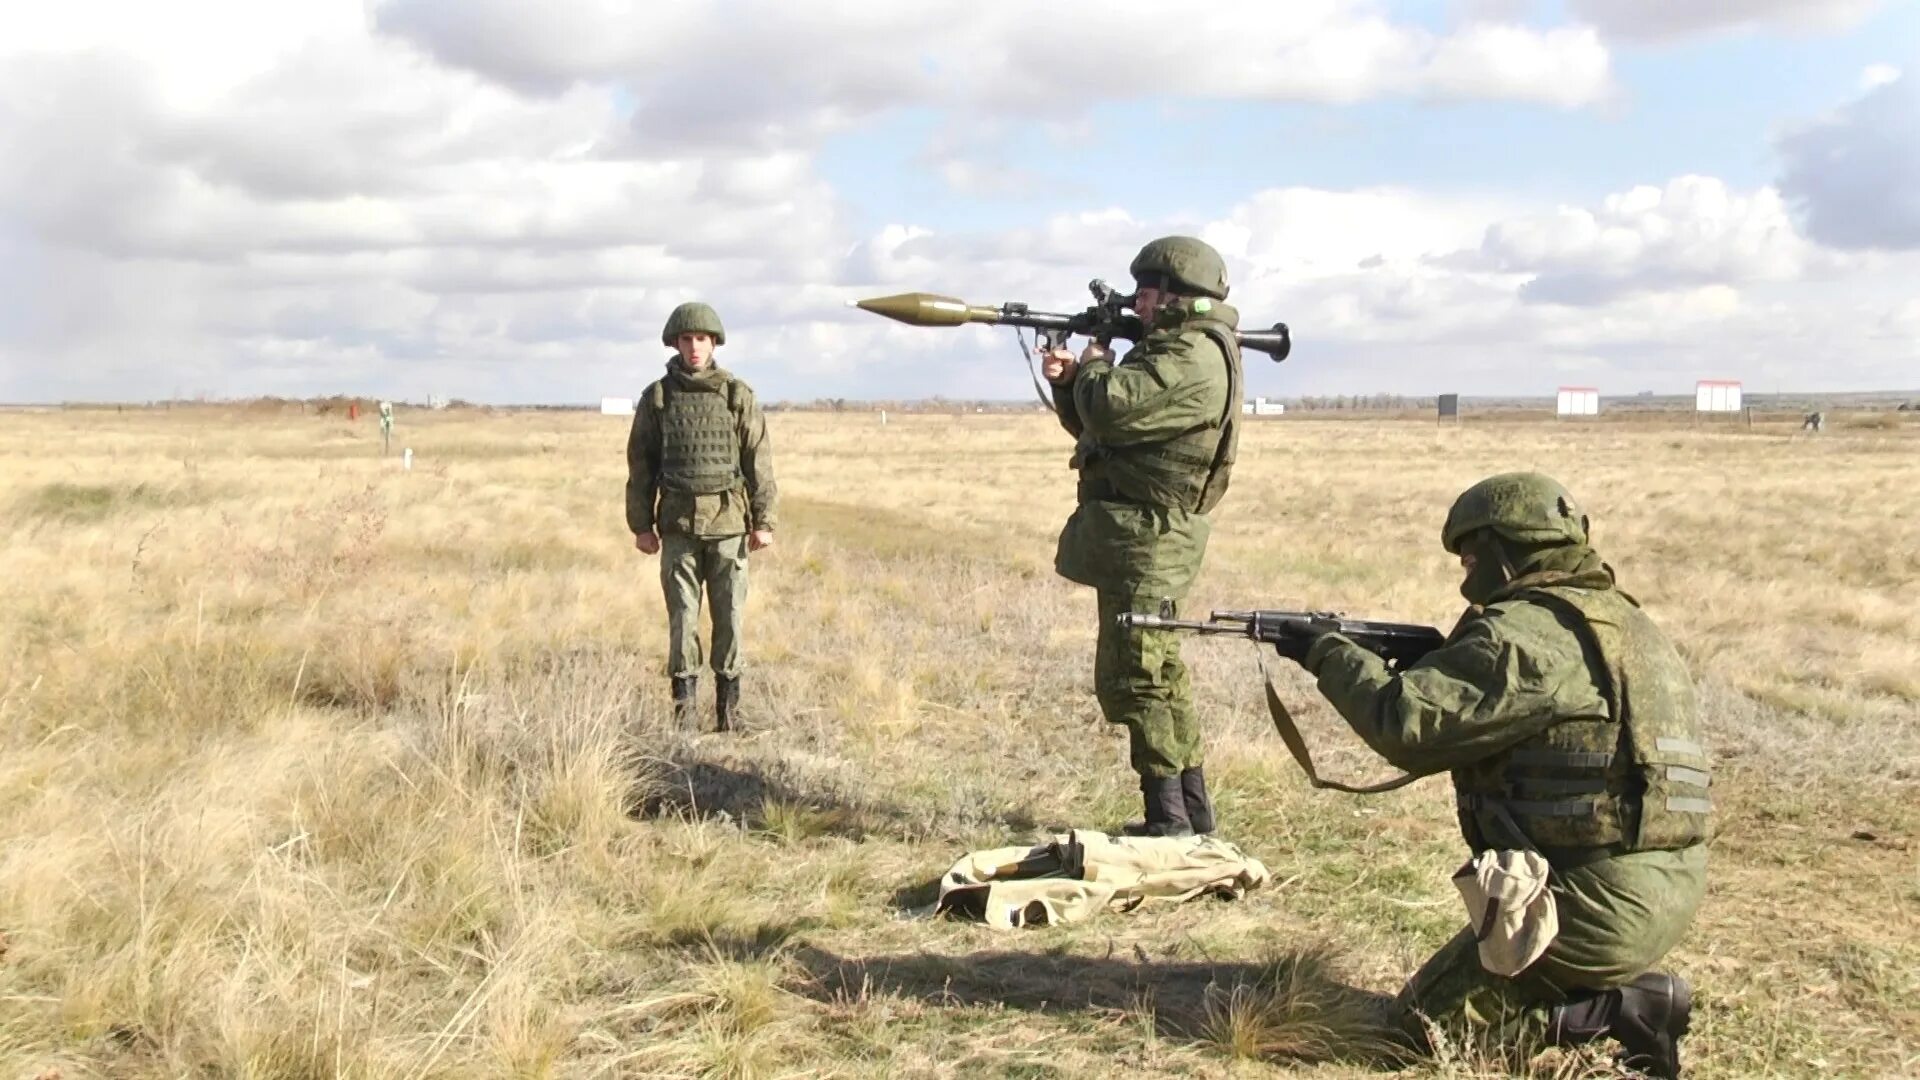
2, 0, 1916, 403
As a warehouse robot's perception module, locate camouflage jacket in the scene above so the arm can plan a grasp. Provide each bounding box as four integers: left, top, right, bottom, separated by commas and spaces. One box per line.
1050, 302, 1239, 598
1305, 574, 1709, 859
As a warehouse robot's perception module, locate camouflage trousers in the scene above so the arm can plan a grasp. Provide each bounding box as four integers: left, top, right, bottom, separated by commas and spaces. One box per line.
1392, 845, 1707, 1055
661, 531, 750, 680
1095, 590, 1202, 780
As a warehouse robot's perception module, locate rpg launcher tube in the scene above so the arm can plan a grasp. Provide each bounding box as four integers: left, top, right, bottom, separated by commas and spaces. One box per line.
850, 293, 1006, 328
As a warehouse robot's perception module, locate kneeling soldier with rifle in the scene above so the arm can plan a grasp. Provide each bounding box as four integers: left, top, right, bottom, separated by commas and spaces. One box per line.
1147, 474, 1707, 1078
626, 302, 778, 732
1299, 474, 1705, 1077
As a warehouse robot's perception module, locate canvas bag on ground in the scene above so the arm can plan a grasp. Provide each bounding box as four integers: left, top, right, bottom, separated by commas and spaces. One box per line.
931, 829, 1271, 930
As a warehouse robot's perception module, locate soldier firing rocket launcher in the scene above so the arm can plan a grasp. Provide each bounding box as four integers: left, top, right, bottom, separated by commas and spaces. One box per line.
852, 280, 1292, 362
1121, 609, 1443, 670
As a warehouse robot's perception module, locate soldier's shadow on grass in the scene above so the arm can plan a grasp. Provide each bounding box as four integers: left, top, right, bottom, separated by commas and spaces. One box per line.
791, 943, 1409, 1066
636, 754, 1041, 843
637, 756, 863, 832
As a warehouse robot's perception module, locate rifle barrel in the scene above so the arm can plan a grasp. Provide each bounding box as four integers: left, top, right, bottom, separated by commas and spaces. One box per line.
1116, 613, 1249, 634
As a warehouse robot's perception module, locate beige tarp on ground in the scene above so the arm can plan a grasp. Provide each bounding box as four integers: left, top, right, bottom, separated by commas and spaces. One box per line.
930, 829, 1271, 930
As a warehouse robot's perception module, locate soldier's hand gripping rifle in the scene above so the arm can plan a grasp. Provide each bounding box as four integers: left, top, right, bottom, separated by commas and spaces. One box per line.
1119, 609, 1444, 795
852, 282, 1291, 405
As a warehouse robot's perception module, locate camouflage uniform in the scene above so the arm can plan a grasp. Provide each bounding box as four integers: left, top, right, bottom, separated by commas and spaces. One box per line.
627, 303, 778, 729
1052, 237, 1244, 836
1300, 474, 1706, 1078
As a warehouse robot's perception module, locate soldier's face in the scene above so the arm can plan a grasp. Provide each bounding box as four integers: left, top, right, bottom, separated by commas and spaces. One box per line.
676, 333, 714, 367
1134, 286, 1168, 326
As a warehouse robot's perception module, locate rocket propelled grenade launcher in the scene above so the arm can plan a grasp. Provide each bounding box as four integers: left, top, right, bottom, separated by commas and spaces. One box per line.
852, 282, 1292, 362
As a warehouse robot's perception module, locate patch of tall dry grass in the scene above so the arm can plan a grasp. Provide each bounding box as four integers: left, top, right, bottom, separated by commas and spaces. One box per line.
1, 407, 1915, 1077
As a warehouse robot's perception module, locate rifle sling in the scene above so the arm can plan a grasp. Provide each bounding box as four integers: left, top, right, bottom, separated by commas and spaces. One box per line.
1014, 329, 1060, 412
1257, 651, 1420, 796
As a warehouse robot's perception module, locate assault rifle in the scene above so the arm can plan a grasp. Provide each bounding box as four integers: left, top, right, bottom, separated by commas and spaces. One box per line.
1119, 609, 1443, 670
1119, 608, 1446, 794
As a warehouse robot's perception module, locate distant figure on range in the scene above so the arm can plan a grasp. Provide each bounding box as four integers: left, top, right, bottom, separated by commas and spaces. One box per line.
626, 302, 778, 731
1038, 236, 1244, 837
1277, 473, 1707, 1078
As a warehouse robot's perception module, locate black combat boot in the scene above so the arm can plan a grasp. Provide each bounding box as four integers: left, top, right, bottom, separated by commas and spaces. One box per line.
1611, 972, 1691, 1078
671, 675, 699, 728
1549, 971, 1691, 1080
1179, 766, 1215, 835
715, 675, 741, 733
1121, 776, 1194, 838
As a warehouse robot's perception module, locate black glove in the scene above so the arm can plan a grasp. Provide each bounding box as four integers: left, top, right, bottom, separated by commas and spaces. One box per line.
1273, 619, 1341, 667
1270, 634, 1318, 666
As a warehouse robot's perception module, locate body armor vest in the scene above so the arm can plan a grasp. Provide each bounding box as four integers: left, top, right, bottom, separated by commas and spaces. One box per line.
1094, 317, 1243, 513
1453, 585, 1711, 856
654, 377, 742, 495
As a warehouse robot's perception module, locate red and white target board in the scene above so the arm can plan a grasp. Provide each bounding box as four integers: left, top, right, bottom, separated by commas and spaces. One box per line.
1695, 381, 1742, 413
1556, 387, 1600, 416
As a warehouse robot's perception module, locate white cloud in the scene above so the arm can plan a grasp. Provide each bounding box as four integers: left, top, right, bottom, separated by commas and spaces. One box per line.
0, 8, 857, 402
1208, 187, 1518, 276
1859, 63, 1902, 91
1451, 0, 1538, 23
1777, 76, 1920, 250
1, 0, 1914, 404
1566, 0, 1883, 41
1452, 177, 1842, 304
1422, 25, 1611, 107
1, 0, 363, 107
374, 0, 1615, 126
837, 176, 1920, 397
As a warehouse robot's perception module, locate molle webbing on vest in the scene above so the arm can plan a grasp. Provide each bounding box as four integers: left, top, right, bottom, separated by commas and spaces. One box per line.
1457, 587, 1711, 855
1666, 766, 1710, 789
657, 380, 742, 495
1530, 587, 1711, 850
1459, 794, 1603, 818
1455, 720, 1631, 851
1509, 749, 1613, 769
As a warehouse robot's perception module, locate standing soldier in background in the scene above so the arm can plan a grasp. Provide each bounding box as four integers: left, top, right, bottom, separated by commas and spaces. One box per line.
1281, 473, 1706, 1079
627, 302, 778, 732
1040, 236, 1244, 837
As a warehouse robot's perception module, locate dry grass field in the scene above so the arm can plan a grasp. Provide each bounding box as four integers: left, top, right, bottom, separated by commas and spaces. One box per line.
2, 405, 1916, 1078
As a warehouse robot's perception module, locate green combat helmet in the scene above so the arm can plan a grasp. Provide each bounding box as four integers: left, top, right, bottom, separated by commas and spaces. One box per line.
662, 302, 727, 347
1129, 236, 1229, 300
1442, 472, 1589, 554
